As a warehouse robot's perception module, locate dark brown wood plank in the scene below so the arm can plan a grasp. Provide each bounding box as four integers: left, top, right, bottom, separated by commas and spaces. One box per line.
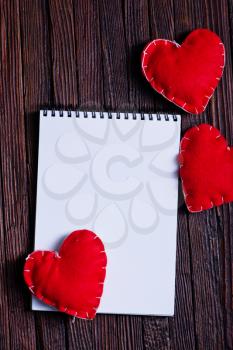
98, 0, 129, 111
209, 1, 233, 348
123, 0, 152, 113
0, 149, 10, 349
174, 1, 230, 349
35, 313, 67, 350
92, 315, 118, 350
74, 0, 104, 109
168, 210, 196, 350
0, 0, 37, 349
0, 3, 10, 349
19, 0, 51, 266
19, 1, 68, 348
49, 0, 78, 106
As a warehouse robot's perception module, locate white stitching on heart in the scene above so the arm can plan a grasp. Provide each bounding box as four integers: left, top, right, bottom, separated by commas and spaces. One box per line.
180, 125, 231, 213
29, 286, 35, 294
26, 255, 34, 260
24, 232, 106, 321
141, 36, 225, 114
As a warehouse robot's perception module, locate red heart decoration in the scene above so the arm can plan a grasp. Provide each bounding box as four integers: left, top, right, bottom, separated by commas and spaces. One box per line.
24, 230, 107, 320
179, 124, 233, 212
141, 29, 225, 114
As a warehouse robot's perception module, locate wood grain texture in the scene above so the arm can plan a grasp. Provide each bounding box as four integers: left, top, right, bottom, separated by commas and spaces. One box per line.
0, 0, 37, 349
0, 0, 232, 349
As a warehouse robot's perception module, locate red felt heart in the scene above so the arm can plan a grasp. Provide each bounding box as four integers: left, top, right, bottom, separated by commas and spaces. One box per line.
141, 29, 225, 114
24, 230, 107, 320
179, 124, 233, 212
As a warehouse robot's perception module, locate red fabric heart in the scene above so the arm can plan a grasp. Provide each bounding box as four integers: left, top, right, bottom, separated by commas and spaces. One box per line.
179, 124, 233, 212
24, 230, 107, 320
141, 29, 225, 114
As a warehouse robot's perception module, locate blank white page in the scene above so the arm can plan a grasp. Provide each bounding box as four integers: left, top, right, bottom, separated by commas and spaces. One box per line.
32, 110, 181, 316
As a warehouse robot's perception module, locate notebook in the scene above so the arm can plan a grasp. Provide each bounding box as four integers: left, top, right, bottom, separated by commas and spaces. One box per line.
32, 110, 181, 316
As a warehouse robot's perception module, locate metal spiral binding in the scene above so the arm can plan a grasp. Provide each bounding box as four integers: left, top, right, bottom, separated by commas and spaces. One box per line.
41, 110, 179, 121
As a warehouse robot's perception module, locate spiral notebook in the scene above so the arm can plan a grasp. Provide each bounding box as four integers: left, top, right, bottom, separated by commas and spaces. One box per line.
32, 110, 181, 316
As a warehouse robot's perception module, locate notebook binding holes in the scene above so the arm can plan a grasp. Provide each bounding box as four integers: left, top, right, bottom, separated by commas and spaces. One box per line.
42, 110, 178, 122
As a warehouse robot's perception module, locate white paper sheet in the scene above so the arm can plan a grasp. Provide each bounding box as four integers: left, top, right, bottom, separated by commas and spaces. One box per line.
32, 110, 181, 316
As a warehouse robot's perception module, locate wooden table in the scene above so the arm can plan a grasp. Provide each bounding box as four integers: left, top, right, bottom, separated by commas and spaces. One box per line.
1, 0, 232, 349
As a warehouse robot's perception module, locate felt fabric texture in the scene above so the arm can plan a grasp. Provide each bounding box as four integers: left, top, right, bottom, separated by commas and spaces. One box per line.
179, 124, 233, 212
24, 230, 107, 320
141, 29, 225, 114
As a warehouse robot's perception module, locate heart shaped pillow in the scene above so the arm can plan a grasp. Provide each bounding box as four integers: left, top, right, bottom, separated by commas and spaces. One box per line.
141, 29, 225, 114
24, 230, 107, 320
179, 124, 233, 212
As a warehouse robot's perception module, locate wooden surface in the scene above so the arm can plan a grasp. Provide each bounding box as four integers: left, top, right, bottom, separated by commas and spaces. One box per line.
0, 0, 233, 349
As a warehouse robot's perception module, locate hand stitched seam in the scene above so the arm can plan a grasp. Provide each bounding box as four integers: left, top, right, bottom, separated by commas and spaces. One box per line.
141, 38, 225, 114
24, 237, 106, 321
179, 125, 231, 212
